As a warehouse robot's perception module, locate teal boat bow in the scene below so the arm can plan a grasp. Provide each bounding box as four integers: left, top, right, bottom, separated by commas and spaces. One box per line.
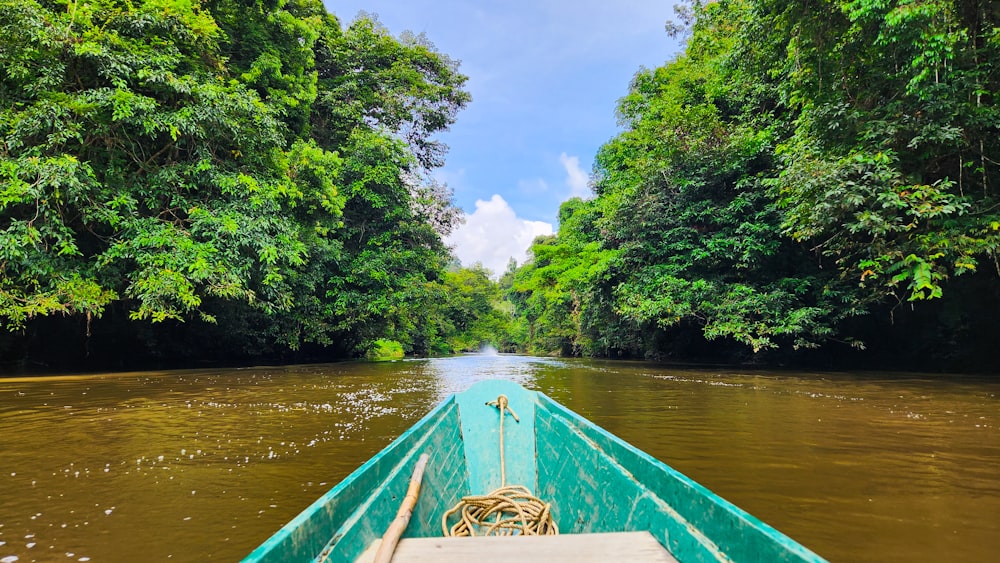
243, 380, 825, 562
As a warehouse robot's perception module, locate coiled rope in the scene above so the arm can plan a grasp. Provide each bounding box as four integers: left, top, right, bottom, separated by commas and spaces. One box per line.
441, 395, 558, 537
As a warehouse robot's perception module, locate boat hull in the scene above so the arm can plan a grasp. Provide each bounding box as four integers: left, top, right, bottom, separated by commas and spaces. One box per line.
243, 380, 825, 562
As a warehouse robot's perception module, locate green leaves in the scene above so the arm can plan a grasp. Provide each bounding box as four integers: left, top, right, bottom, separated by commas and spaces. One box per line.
769, 0, 999, 306
1, 0, 471, 363
0, 1, 302, 326
585, 0, 849, 353
505, 0, 1000, 360
311, 14, 470, 168
0, 273, 116, 329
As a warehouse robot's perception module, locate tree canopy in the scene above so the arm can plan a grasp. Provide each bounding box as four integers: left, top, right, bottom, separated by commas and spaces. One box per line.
506, 0, 1000, 370
4, 0, 998, 371
0, 0, 495, 367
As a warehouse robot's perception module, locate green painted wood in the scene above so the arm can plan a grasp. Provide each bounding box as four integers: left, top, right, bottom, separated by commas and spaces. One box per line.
318, 405, 469, 562
454, 379, 537, 494
241, 398, 465, 563
534, 392, 825, 562
400, 416, 469, 539
242, 381, 827, 563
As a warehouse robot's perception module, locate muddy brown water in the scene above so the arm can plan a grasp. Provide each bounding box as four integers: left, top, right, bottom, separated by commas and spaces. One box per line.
1, 355, 997, 562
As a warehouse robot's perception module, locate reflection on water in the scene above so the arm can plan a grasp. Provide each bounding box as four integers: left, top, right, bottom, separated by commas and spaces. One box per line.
418, 354, 565, 401
0, 356, 997, 562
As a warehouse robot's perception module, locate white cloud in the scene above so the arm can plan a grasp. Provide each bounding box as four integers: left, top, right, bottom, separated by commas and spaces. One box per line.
445, 194, 553, 277
559, 152, 590, 198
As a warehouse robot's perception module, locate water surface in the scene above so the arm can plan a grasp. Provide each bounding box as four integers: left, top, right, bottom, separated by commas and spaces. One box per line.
0, 356, 997, 562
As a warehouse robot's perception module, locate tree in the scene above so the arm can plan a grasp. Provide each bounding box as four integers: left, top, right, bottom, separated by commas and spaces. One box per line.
502, 0, 1000, 368
270, 11, 470, 354
751, 0, 1000, 302
1, 0, 472, 366
310, 14, 471, 169
586, 0, 852, 353
0, 0, 313, 330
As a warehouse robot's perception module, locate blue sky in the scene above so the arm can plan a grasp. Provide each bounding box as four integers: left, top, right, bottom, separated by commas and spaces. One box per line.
322, 1, 683, 275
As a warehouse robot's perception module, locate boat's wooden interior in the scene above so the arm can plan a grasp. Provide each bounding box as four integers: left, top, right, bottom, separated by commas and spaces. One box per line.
357, 531, 679, 563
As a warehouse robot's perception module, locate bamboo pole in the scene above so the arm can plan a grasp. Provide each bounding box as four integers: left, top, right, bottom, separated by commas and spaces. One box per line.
373, 453, 430, 563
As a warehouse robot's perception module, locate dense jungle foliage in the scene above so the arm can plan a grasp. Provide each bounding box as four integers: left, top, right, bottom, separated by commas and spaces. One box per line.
0, 0, 515, 368
507, 0, 1000, 371
3, 0, 998, 372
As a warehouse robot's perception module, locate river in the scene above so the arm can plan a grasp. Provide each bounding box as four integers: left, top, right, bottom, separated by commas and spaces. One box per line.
0, 355, 997, 562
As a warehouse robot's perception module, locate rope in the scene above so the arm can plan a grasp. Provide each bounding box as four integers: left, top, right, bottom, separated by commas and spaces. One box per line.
486, 395, 518, 486
441, 394, 558, 537
441, 485, 557, 537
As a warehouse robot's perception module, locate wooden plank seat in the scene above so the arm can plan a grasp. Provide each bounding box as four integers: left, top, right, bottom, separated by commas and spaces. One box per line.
359, 531, 679, 562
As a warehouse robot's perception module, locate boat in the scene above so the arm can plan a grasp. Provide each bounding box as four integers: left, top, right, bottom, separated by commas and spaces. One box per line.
242, 379, 826, 562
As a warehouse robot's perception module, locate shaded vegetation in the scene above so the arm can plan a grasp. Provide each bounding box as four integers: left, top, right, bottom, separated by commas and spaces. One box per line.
0, 0, 513, 369
3, 0, 998, 373
505, 0, 1000, 372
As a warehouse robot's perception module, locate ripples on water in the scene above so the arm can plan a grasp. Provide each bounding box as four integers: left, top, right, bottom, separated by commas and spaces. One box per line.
0, 356, 997, 562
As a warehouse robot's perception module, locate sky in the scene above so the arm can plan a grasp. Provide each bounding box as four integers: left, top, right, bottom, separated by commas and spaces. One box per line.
322, 1, 683, 276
